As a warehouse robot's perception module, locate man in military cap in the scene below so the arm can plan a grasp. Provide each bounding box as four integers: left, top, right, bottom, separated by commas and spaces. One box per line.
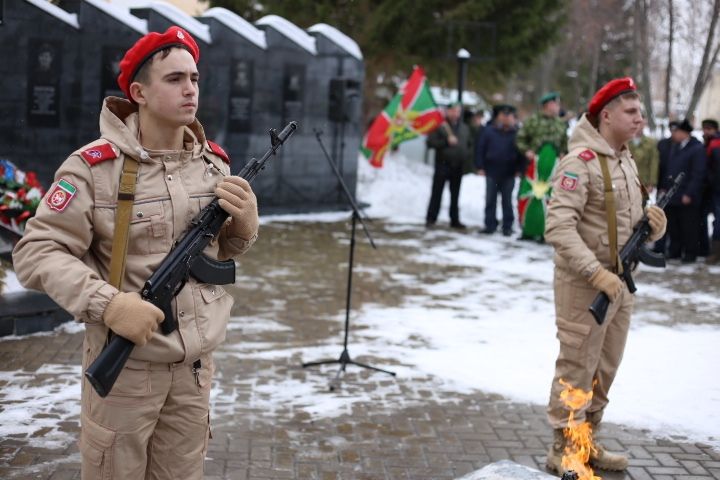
516, 92, 568, 240
475, 104, 524, 235
657, 119, 706, 263
543, 77, 667, 474
14, 26, 259, 479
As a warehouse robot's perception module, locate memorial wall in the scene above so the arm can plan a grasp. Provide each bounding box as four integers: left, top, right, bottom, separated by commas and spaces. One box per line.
0, 0, 365, 211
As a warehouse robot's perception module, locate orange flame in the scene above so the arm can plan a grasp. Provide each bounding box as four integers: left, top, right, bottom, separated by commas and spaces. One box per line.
558, 379, 601, 480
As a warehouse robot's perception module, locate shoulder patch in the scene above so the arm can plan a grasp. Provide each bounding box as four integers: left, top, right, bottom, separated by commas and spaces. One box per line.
559, 171, 579, 191
207, 141, 230, 164
46, 178, 78, 212
80, 143, 118, 166
578, 149, 596, 162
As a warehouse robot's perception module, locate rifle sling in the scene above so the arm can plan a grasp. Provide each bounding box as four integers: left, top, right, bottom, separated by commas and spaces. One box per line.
109, 156, 139, 290
598, 154, 623, 275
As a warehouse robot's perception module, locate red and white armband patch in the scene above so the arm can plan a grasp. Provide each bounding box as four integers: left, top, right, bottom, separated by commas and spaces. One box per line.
46, 178, 78, 212
559, 171, 579, 191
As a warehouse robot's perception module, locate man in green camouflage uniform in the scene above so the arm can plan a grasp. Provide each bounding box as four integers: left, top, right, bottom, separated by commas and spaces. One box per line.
628, 116, 658, 192
516, 92, 568, 157
515, 92, 568, 240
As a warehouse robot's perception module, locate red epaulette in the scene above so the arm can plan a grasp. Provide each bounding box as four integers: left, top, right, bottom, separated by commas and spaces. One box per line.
207, 141, 230, 164
578, 149, 596, 162
80, 143, 118, 166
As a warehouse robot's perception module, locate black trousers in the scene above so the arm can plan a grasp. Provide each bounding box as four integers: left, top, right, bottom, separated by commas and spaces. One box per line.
426, 161, 464, 224
485, 176, 515, 232
666, 205, 702, 260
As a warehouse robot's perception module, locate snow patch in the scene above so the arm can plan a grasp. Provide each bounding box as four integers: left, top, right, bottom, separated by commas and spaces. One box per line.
24, 0, 79, 28
83, 0, 148, 34
143, 1, 211, 44
255, 15, 317, 55
202, 7, 267, 50
308, 23, 362, 60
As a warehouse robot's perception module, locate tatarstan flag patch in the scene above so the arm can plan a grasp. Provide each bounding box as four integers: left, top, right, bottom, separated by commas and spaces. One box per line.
46, 178, 77, 212
559, 171, 579, 191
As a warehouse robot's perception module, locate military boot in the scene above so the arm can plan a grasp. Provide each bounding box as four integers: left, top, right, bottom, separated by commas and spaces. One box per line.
705, 240, 720, 264
546, 428, 571, 475
588, 423, 629, 471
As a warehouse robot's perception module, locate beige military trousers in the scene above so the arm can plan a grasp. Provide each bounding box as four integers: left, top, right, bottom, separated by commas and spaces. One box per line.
79, 338, 213, 480
547, 267, 634, 429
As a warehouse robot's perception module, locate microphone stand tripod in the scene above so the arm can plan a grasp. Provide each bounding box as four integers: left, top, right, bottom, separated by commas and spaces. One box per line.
302, 129, 396, 390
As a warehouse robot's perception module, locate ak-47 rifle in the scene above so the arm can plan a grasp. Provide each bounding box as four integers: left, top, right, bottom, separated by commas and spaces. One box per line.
589, 172, 685, 325
85, 122, 298, 397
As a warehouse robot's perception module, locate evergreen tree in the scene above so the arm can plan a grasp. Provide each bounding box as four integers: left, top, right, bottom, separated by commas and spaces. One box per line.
209, 0, 568, 117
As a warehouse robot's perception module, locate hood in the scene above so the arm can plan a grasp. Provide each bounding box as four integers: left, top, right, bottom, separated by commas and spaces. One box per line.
98, 97, 208, 159
568, 114, 616, 157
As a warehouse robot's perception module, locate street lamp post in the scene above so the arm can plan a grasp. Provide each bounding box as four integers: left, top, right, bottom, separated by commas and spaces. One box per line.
456, 48, 471, 111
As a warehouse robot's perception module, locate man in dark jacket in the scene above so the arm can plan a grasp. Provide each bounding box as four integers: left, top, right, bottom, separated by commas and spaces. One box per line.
426, 102, 473, 229
702, 119, 720, 263
658, 119, 707, 263
475, 104, 525, 235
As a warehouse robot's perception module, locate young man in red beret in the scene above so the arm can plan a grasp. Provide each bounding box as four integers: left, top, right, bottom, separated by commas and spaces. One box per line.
13, 26, 258, 479
543, 77, 667, 474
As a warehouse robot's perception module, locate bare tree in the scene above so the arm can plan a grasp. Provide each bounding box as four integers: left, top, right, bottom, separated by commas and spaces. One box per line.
636, 0, 656, 128
685, 0, 720, 117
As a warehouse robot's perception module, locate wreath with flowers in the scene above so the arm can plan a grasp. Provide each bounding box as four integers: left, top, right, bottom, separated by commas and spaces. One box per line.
0, 159, 46, 237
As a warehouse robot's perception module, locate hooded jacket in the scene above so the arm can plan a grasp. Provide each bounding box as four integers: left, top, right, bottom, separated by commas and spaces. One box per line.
13, 97, 256, 364
545, 114, 655, 280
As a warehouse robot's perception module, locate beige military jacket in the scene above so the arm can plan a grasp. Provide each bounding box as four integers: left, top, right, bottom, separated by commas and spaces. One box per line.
545, 114, 660, 281
13, 97, 256, 363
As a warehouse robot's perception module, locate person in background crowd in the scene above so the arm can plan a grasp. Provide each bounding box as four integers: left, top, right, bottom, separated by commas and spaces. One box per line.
628, 114, 658, 192
657, 119, 706, 263
516, 91, 568, 164
425, 102, 473, 230
702, 118, 720, 263
543, 77, 666, 475
464, 108, 486, 175
475, 104, 524, 236
515, 91, 568, 241
652, 125, 675, 255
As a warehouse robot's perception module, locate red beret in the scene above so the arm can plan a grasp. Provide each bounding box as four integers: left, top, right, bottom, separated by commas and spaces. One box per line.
118, 26, 200, 103
588, 77, 637, 117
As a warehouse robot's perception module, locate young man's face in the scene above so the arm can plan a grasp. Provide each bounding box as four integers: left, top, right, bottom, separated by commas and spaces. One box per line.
135, 48, 199, 127
605, 97, 643, 143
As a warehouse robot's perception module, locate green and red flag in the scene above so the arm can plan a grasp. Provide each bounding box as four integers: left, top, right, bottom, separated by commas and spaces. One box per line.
517, 143, 559, 238
361, 66, 443, 168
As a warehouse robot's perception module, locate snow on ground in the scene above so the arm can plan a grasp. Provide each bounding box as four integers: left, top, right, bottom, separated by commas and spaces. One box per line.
0, 365, 81, 449
354, 151, 720, 447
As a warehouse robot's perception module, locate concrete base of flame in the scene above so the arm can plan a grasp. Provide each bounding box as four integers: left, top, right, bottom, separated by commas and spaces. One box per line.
457, 460, 558, 479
